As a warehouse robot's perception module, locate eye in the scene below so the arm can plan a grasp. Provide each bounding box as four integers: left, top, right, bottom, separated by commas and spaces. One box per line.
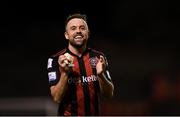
70, 26, 76, 30
80, 26, 86, 30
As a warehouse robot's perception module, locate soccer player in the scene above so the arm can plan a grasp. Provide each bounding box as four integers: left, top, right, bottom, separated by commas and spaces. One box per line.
47, 13, 114, 116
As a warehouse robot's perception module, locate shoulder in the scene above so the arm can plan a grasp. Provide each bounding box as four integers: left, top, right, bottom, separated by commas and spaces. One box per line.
47, 48, 67, 69
89, 48, 105, 56
50, 48, 67, 58
47, 48, 67, 65
89, 48, 109, 65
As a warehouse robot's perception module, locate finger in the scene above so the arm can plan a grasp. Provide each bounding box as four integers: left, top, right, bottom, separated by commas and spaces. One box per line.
59, 55, 69, 64
64, 59, 69, 64
59, 55, 66, 60
95, 56, 100, 63
59, 56, 65, 62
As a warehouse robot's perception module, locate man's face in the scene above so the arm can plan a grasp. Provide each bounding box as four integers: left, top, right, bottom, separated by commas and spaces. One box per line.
65, 18, 89, 48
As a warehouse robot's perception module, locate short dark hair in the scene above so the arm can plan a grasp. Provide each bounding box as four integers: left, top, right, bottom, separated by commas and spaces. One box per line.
65, 13, 87, 30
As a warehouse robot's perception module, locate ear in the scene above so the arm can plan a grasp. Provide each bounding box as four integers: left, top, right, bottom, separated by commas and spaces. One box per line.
64, 32, 69, 40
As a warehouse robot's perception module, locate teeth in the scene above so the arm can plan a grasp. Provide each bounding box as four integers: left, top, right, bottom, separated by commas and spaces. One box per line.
75, 35, 82, 39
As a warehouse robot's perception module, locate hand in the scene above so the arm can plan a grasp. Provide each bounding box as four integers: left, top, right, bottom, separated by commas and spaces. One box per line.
96, 55, 106, 75
58, 55, 71, 73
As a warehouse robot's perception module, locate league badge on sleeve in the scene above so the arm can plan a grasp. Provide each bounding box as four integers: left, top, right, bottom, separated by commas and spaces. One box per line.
47, 58, 53, 68
48, 72, 57, 82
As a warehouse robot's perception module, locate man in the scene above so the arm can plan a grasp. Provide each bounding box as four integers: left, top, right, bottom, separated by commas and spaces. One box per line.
47, 13, 114, 116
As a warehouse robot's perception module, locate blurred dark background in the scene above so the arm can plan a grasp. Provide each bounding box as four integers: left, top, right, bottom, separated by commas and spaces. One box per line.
1, 0, 180, 115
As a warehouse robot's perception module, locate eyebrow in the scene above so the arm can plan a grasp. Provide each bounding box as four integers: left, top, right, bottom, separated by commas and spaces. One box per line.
70, 26, 76, 28
69, 25, 86, 29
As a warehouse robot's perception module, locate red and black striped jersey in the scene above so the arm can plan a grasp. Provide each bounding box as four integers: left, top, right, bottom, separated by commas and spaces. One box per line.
47, 48, 112, 116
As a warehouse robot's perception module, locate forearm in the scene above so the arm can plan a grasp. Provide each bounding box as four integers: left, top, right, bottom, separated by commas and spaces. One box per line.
50, 72, 68, 103
98, 73, 114, 98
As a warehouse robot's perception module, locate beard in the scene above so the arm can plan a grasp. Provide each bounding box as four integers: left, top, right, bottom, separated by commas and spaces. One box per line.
69, 38, 87, 49
69, 32, 88, 49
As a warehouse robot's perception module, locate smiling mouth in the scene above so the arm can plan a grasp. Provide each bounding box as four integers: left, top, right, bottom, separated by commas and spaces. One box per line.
74, 35, 83, 39
75, 36, 82, 39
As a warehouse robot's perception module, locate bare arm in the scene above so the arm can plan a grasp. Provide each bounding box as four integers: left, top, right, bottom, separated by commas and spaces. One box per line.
50, 55, 71, 103
50, 72, 68, 103
96, 55, 114, 98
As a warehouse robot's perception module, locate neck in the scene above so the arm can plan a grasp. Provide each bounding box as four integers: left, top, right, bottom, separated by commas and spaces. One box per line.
68, 44, 86, 57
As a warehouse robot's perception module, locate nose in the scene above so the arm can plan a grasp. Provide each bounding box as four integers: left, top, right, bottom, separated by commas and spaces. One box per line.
76, 27, 81, 33
76, 29, 80, 33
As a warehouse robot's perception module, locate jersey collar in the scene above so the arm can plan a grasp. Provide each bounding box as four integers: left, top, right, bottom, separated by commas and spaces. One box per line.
66, 47, 91, 58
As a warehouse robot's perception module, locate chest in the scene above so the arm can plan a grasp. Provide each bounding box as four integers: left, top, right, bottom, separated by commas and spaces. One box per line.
68, 55, 98, 85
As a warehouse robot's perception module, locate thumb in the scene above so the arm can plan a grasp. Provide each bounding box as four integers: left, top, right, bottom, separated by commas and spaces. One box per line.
99, 55, 104, 63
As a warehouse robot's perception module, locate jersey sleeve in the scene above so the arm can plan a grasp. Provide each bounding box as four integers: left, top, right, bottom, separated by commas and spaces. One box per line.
103, 55, 112, 82
47, 56, 60, 87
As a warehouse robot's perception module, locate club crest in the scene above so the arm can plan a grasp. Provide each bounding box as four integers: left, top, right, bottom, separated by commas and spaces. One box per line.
89, 57, 98, 68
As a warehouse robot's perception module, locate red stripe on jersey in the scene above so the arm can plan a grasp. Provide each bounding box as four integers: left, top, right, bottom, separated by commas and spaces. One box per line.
64, 104, 72, 116
83, 53, 95, 115
72, 56, 85, 115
